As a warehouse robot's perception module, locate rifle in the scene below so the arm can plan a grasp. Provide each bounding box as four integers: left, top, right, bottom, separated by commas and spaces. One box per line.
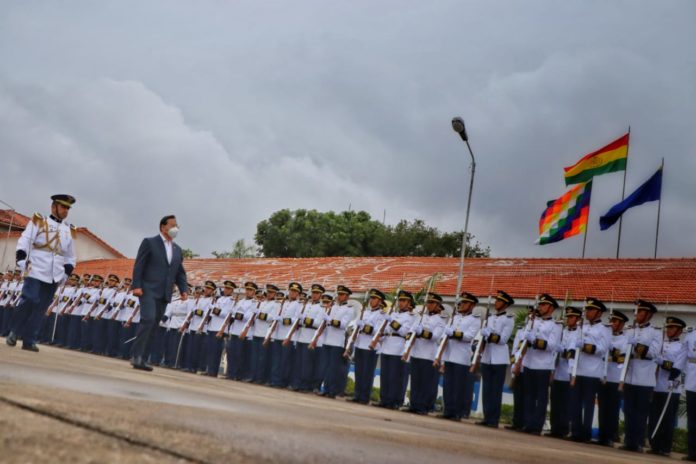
82, 279, 109, 321
510, 293, 539, 382
240, 296, 263, 340
569, 303, 587, 387
401, 276, 437, 362
469, 279, 496, 373
550, 290, 570, 382
124, 305, 140, 328
369, 278, 404, 351
110, 285, 131, 321
179, 295, 201, 333
600, 289, 615, 384
216, 291, 241, 338
283, 297, 309, 346
343, 291, 371, 359
308, 297, 333, 350
45, 282, 67, 316
196, 294, 219, 334
618, 299, 640, 392
263, 299, 286, 347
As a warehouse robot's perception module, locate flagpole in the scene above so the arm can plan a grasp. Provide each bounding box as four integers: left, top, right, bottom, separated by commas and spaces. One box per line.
581, 226, 588, 259
615, 126, 630, 259
654, 158, 664, 259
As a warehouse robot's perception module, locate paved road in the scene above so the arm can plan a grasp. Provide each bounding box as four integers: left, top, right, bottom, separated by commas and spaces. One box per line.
0, 341, 675, 463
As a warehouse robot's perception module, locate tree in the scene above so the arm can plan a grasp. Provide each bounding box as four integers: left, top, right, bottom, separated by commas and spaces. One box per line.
212, 239, 258, 258
181, 248, 199, 259
255, 209, 491, 258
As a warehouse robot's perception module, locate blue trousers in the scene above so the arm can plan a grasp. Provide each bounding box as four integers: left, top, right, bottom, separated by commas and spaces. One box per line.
569, 376, 600, 441
550, 380, 571, 437
163, 329, 181, 367
312, 346, 329, 391
523, 368, 552, 433
53, 313, 69, 346
250, 337, 272, 384
687, 391, 696, 459
353, 348, 378, 403
91, 318, 109, 355
0, 306, 8, 335
443, 362, 474, 418
80, 318, 93, 351
226, 335, 246, 380
149, 326, 167, 365
67, 315, 82, 349
184, 332, 205, 372
512, 370, 526, 428
409, 357, 439, 413
380, 353, 408, 408
597, 381, 621, 444
480, 363, 507, 426
9, 277, 57, 346
270, 340, 294, 387
323, 345, 348, 397
119, 323, 137, 359
623, 384, 653, 449
648, 391, 680, 454
204, 331, 224, 376
105, 319, 122, 357
292, 342, 317, 391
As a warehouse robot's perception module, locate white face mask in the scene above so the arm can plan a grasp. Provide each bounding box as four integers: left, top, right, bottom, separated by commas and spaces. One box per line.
167, 226, 179, 239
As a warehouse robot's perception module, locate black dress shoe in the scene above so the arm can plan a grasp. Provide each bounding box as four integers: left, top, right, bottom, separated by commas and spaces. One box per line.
21, 343, 39, 352
132, 362, 153, 371
6, 332, 17, 346
682, 456, 696, 462
618, 445, 640, 452
475, 420, 489, 426
504, 425, 519, 431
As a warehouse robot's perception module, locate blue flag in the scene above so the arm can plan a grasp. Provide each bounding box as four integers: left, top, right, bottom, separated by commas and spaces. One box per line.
599, 167, 662, 230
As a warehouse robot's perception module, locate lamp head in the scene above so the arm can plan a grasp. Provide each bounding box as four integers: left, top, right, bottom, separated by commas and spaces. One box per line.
451, 117, 468, 141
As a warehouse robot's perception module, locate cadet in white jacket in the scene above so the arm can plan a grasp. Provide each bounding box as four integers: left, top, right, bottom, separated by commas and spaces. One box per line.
568, 297, 610, 442
521, 293, 562, 435
648, 316, 687, 457
350, 288, 388, 404
320, 285, 355, 398
596, 310, 628, 446
225, 281, 258, 380
440, 292, 480, 421
374, 290, 416, 409
548, 306, 582, 438
249, 284, 278, 384
292, 284, 326, 392
7, 194, 77, 351
684, 326, 696, 462
270, 282, 302, 388
621, 299, 663, 452
477, 290, 515, 428
407, 292, 446, 415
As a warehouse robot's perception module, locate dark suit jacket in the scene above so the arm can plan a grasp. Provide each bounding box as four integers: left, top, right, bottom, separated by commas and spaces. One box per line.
131, 235, 188, 307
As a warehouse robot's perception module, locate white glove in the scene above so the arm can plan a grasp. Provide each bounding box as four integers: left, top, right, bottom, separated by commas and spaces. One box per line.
626, 336, 637, 346
481, 327, 491, 338
555, 344, 565, 354
323, 313, 332, 323
525, 331, 536, 343
17, 259, 27, 273
574, 339, 583, 350
384, 314, 393, 323
413, 324, 423, 335
654, 355, 664, 365
356, 320, 365, 329
445, 327, 454, 337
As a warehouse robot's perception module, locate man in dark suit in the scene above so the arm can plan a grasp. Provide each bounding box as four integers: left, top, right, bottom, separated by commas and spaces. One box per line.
130, 215, 188, 371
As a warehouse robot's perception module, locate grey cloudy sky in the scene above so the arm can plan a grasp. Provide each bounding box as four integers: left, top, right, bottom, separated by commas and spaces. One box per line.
1, 1, 694, 259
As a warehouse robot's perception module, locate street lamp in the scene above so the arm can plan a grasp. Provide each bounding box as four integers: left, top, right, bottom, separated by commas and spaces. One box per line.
451, 117, 476, 302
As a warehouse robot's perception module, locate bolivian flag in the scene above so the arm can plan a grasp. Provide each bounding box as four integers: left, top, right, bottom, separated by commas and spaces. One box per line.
563, 133, 629, 185
536, 181, 592, 245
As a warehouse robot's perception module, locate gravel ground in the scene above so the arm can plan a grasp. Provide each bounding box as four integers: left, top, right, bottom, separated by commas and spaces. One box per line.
0, 340, 678, 463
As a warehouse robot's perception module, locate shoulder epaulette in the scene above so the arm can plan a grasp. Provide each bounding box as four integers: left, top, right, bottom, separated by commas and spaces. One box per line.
687, 327, 693, 333
555, 321, 564, 324
506, 314, 513, 318
70, 224, 77, 239
32, 212, 44, 225
473, 314, 480, 318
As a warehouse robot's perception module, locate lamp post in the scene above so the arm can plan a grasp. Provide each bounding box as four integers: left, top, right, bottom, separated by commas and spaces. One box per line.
451, 117, 476, 302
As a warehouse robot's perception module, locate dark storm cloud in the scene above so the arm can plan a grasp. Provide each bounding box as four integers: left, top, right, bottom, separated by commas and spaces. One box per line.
0, 1, 694, 258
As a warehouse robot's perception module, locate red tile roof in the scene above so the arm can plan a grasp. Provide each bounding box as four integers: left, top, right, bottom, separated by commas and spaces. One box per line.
76, 256, 696, 305
0, 209, 30, 229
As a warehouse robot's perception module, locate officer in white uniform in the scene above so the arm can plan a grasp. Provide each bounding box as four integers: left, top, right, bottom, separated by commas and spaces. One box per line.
508, 305, 534, 431
621, 299, 662, 452
569, 297, 610, 442
374, 290, 415, 409
293, 284, 326, 392
90, 274, 120, 355
6, 194, 77, 351
548, 306, 582, 438
270, 282, 302, 388
648, 316, 687, 457
522, 293, 563, 435
596, 310, 628, 446
684, 326, 696, 462
52, 274, 80, 347
249, 284, 277, 384
477, 290, 515, 428
0, 271, 14, 335
320, 285, 355, 398
350, 288, 388, 404
408, 292, 446, 415
203, 280, 235, 376
182, 281, 215, 373
440, 292, 480, 420
225, 281, 257, 380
